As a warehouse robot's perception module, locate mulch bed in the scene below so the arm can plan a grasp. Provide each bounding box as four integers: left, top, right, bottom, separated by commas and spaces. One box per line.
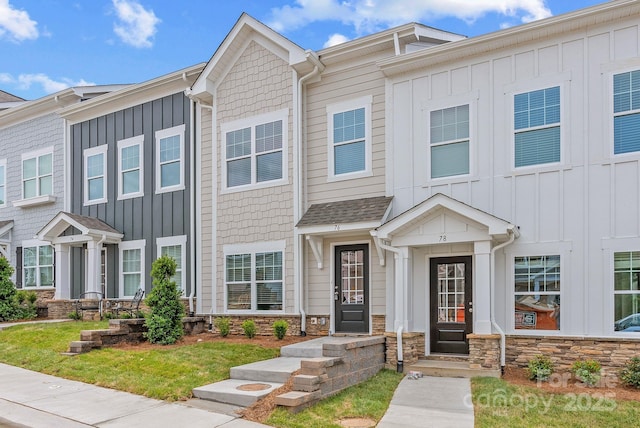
502, 366, 640, 401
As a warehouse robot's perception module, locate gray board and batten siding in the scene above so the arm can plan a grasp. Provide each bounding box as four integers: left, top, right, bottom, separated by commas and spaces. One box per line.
68, 92, 192, 299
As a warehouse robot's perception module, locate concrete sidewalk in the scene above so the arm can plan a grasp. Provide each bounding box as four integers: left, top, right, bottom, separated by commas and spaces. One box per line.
377, 375, 474, 428
0, 363, 268, 428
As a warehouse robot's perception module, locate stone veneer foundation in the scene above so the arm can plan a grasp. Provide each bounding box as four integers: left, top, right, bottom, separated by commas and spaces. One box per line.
384, 332, 425, 369
506, 335, 640, 373
468, 334, 501, 371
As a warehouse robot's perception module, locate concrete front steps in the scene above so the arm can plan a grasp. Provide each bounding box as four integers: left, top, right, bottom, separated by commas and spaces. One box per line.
407, 355, 501, 378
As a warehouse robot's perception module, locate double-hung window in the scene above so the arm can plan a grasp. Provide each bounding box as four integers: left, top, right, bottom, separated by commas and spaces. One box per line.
22, 242, 54, 288
613, 70, 640, 155
155, 125, 185, 193
22, 149, 53, 199
514, 255, 560, 331
223, 110, 287, 190
118, 135, 143, 199
84, 145, 107, 205
225, 242, 284, 312
0, 159, 6, 207
119, 240, 145, 298
430, 105, 469, 178
327, 96, 372, 180
614, 251, 640, 332
514, 86, 560, 167
157, 235, 186, 295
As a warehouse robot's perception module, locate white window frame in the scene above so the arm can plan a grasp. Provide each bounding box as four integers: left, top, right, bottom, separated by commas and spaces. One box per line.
220, 109, 289, 193
83, 145, 108, 205
609, 66, 640, 158
21, 147, 54, 200
119, 239, 145, 298
155, 124, 185, 194
223, 240, 286, 313
21, 239, 54, 289
157, 235, 187, 296
326, 96, 372, 182
117, 135, 144, 200
0, 158, 6, 208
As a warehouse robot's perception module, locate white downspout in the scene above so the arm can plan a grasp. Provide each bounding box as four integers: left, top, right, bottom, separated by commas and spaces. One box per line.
188, 97, 196, 316
296, 51, 324, 336
490, 225, 519, 371
374, 235, 405, 372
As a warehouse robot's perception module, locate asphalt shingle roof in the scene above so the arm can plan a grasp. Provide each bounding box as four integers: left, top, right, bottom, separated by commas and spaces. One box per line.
297, 196, 393, 227
61, 212, 121, 234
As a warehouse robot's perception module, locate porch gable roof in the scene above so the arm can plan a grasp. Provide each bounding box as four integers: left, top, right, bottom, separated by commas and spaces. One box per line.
374, 193, 518, 241
37, 212, 123, 244
297, 196, 393, 234
0, 220, 13, 239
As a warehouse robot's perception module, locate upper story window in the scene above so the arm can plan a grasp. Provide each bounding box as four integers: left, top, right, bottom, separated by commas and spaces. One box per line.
514, 86, 560, 168
0, 159, 6, 207
221, 109, 288, 192
613, 251, 640, 333
155, 125, 185, 194
84, 145, 107, 205
157, 235, 187, 295
22, 149, 53, 199
613, 70, 640, 155
118, 135, 144, 200
430, 105, 469, 178
327, 96, 372, 181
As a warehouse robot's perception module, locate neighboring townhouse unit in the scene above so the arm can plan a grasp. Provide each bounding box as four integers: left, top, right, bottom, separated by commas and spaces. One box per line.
0, 86, 126, 305
192, 0, 640, 374
0, 90, 26, 111
35, 64, 204, 314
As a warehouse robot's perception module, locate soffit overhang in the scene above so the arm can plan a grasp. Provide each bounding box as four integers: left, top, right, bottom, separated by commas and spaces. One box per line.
37, 212, 123, 245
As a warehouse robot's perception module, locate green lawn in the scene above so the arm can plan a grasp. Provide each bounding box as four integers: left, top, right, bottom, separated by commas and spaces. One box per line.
0, 321, 280, 400
472, 377, 640, 428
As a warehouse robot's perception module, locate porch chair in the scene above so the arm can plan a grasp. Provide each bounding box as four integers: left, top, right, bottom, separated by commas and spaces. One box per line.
115, 288, 145, 318
74, 291, 104, 320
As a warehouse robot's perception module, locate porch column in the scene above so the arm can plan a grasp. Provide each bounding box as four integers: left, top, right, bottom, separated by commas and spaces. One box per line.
86, 240, 102, 294
54, 244, 70, 300
474, 240, 492, 334
394, 246, 410, 331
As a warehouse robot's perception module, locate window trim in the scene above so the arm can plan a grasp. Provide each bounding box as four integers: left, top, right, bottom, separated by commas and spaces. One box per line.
220, 109, 289, 193
119, 239, 146, 298
117, 135, 144, 200
21, 239, 54, 289
157, 235, 187, 296
155, 124, 186, 194
223, 240, 286, 313
83, 145, 108, 206
611, 249, 640, 336
0, 158, 6, 208
21, 147, 54, 200
610, 67, 640, 158
326, 96, 373, 182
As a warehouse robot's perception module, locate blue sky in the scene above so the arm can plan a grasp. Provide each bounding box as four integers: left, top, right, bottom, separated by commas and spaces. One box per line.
1, 0, 605, 100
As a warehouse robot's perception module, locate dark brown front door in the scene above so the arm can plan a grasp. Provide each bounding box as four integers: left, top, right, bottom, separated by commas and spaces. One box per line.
430, 256, 472, 354
334, 245, 369, 333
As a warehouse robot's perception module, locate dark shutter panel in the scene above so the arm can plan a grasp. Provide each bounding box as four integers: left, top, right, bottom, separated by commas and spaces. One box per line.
15, 247, 22, 288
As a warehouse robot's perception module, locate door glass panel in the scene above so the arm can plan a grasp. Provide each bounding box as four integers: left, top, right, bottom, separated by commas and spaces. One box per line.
437, 262, 465, 322
340, 249, 364, 305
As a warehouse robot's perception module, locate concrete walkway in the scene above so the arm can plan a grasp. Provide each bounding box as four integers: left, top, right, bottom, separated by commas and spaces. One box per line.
377, 375, 474, 428
0, 363, 268, 428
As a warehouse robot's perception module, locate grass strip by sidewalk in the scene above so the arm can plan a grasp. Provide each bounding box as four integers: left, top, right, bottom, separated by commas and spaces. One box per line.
473, 377, 640, 428
0, 321, 280, 401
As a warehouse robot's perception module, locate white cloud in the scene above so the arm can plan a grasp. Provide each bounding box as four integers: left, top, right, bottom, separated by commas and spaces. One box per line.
112, 0, 160, 48
323, 33, 350, 48
269, 0, 552, 35
0, 0, 38, 42
2, 73, 95, 94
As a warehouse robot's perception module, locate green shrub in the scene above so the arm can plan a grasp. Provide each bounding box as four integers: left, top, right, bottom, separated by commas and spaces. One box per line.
572, 359, 601, 387
214, 317, 231, 337
144, 255, 184, 345
68, 311, 82, 321
273, 319, 289, 340
0, 258, 37, 321
526, 355, 554, 381
620, 357, 640, 389
242, 319, 256, 339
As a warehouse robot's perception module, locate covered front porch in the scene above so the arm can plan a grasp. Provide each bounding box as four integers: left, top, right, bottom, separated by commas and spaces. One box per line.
371, 194, 519, 372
